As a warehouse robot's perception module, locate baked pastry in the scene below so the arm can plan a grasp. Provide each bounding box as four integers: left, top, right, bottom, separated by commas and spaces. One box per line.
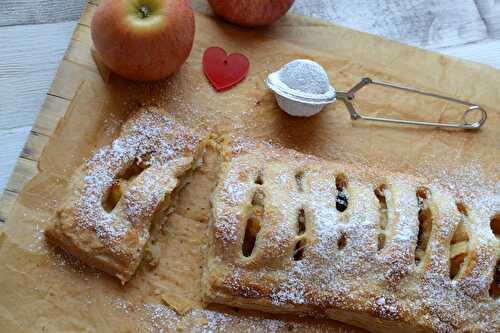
203, 136, 499, 333
45, 108, 205, 283
44, 107, 499, 330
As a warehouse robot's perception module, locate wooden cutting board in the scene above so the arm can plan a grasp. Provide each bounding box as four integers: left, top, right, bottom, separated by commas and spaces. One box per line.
0, 0, 302, 221
0, 1, 498, 331
0, 1, 95, 222
1, 0, 499, 224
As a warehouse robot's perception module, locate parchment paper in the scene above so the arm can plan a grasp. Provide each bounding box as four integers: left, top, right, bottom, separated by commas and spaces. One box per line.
0, 8, 498, 333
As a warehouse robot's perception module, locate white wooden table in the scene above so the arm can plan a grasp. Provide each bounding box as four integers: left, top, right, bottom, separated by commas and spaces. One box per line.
1, 0, 499, 193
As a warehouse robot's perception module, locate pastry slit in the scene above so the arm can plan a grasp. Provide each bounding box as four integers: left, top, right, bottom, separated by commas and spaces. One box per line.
337, 232, 347, 250
295, 171, 304, 192
488, 214, 499, 298
293, 208, 307, 261
335, 173, 349, 212
255, 169, 264, 185
242, 217, 261, 258
374, 184, 389, 251
46, 110, 205, 283
297, 208, 306, 235
102, 155, 150, 212
205, 136, 499, 332
490, 259, 500, 299
415, 187, 432, 265
491, 213, 500, 238
449, 202, 470, 280
242, 189, 264, 258
293, 239, 307, 261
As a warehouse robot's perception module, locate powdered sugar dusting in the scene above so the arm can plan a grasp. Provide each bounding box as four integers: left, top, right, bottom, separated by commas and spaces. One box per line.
278, 59, 331, 95
207, 136, 499, 332
49, 108, 203, 281
75, 110, 200, 242
427, 160, 500, 225
108, 297, 357, 333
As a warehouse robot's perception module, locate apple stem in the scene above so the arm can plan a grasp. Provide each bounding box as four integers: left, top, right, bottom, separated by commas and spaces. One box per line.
139, 5, 151, 18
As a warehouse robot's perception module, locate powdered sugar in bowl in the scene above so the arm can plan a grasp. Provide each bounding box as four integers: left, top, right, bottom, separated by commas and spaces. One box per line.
266, 59, 336, 117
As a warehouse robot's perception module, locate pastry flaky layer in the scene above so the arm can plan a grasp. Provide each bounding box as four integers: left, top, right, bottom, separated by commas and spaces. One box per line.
44, 108, 498, 331
203, 136, 500, 333
45, 108, 206, 283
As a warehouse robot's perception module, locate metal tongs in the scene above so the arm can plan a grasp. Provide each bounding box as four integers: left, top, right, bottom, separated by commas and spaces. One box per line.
267, 62, 488, 130
337, 77, 487, 130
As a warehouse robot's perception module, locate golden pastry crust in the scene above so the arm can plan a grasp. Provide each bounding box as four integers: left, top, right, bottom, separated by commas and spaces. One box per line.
204, 135, 499, 333
45, 108, 205, 283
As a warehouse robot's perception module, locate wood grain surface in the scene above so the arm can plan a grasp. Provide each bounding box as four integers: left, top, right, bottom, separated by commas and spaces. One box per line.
0, 0, 499, 217
0, 0, 86, 26
476, 0, 500, 37
291, 0, 488, 48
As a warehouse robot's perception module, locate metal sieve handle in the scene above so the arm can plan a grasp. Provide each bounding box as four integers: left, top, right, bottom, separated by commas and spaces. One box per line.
336, 78, 487, 129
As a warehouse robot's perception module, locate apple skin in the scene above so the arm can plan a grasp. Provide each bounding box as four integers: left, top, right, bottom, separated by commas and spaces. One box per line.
91, 0, 195, 81
208, 0, 295, 27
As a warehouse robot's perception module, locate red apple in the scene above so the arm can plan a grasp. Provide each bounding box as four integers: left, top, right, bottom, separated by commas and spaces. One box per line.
91, 0, 195, 81
208, 0, 295, 27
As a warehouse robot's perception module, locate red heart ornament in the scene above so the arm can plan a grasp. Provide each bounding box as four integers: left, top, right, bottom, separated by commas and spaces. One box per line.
203, 47, 250, 91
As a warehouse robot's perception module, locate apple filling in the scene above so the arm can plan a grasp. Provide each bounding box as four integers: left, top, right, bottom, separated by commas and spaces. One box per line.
144, 147, 210, 268
242, 185, 265, 258
491, 213, 500, 238
293, 208, 307, 261
415, 187, 432, 265
294, 170, 305, 192
490, 259, 500, 299
102, 156, 150, 212
449, 203, 470, 279
374, 184, 389, 250
242, 217, 261, 258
